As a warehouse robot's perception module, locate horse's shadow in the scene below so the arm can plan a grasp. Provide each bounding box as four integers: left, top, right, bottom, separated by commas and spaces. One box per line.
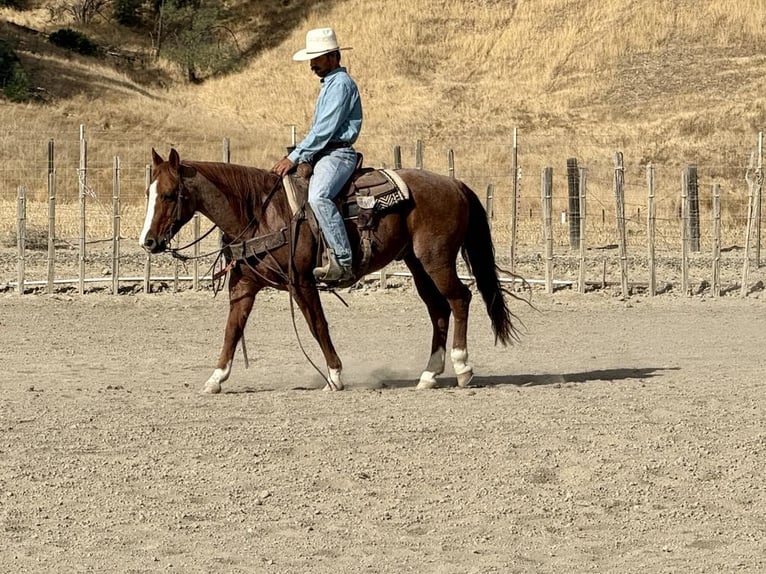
221, 367, 675, 393
373, 366, 675, 390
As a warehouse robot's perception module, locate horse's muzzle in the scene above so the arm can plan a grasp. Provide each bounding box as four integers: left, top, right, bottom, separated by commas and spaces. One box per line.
142, 236, 167, 254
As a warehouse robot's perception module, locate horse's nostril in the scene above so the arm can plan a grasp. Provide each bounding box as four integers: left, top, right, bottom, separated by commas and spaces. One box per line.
143, 238, 155, 251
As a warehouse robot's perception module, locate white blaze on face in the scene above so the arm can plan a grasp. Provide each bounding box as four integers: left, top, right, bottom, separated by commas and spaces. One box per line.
139, 180, 159, 247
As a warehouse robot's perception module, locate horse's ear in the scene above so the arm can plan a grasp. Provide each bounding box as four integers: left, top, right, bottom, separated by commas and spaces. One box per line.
169, 148, 181, 170
151, 148, 164, 167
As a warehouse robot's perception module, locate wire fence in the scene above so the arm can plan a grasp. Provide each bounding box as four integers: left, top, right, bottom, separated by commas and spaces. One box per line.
2, 125, 765, 296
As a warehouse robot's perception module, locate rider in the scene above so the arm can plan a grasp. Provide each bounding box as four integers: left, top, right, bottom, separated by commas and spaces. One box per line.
272, 27, 363, 283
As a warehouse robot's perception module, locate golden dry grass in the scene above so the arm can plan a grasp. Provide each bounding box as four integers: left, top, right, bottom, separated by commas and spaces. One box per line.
2, 0, 766, 249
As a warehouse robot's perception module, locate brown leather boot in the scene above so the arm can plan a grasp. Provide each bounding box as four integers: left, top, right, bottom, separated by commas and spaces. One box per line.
313, 252, 353, 283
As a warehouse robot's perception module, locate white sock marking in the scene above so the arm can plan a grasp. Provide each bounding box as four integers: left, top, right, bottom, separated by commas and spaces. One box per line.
450, 348, 472, 375
326, 367, 344, 391
207, 361, 231, 385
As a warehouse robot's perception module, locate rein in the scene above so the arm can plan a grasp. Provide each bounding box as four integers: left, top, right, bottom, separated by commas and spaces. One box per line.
168, 223, 219, 260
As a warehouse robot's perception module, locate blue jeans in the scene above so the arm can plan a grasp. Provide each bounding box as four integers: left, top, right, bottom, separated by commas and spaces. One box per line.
309, 148, 356, 267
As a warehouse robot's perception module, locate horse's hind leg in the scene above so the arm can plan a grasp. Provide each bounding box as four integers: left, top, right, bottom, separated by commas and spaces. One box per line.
203, 270, 259, 394
405, 253, 452, 389
291, 282, 345, 391
409, 252, 474, 388
441, 269, 474, 387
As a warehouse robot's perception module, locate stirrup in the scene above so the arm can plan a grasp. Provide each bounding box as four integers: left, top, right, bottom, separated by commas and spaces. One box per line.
313, 253, 353, 283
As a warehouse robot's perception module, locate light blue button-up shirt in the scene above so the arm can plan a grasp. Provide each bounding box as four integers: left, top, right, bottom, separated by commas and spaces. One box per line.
288, 66, 363, 164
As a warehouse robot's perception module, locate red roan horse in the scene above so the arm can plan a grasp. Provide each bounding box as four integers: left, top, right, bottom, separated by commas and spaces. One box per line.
140, 148, 522, 393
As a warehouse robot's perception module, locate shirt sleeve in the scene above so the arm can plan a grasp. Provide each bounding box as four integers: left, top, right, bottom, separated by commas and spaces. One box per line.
287, 79, 353, 164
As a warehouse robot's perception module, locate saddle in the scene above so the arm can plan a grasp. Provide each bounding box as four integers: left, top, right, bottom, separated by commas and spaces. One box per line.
284, 153, 411, 275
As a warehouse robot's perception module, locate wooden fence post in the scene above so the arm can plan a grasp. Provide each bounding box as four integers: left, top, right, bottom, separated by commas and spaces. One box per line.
223, 137, 231, 163
448, 149, 455, 178
193, 213, 200, 291
47, 139, 56, 294
17, 186, 26, 295
577, 167, 587, 293
567, 158, 580, 249
712, 183, 721, 297
685, 164, 700, 252
78, 124, 87, 295
646, 163, 656, 296
681, 169, 690, 295
613, 151, 629, 296
218, 137, 231, 289
541, 167, 554, 294
485, 183, 494, 220
754, 132, 763, 268
742, 152, 756, 297
415, 140, 423, 170
756, 131, 763, 267
144, 164, 152, 294
510, 127, 519, 273
112, 156, 121, 295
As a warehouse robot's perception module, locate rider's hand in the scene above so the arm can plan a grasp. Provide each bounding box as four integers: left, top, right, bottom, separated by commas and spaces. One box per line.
272, 157, 295, 177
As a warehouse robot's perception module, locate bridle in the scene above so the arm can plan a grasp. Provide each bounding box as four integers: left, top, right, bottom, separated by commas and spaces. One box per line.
164, 171, 190, 245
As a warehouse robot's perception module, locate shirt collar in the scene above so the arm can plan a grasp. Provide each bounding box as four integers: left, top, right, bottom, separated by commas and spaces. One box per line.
320, 66, 346, 83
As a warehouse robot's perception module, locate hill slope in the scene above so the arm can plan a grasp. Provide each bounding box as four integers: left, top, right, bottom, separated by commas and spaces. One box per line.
2, 0, 766, 200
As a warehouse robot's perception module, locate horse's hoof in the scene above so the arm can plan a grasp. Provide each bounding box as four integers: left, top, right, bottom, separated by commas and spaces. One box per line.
323, 380, 344, 391
456, 370, 474, 388
417, 377, 438, 390
201, 381, 222, 394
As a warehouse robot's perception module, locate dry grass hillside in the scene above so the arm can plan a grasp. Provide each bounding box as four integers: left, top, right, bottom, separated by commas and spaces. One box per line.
2, 0, 766, 243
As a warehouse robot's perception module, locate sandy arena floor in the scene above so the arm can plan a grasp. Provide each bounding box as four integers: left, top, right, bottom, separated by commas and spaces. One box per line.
1, 247, 765, 573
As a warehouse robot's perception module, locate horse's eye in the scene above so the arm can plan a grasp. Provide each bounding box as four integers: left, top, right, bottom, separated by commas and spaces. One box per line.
161, 193, 177, 203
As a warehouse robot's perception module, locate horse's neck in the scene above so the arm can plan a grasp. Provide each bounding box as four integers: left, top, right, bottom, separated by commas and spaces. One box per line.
191, 167, 286, 240
193, 179, 250, 239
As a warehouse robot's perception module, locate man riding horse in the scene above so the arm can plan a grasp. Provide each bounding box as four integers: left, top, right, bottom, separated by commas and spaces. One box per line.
271, 27, 363, 284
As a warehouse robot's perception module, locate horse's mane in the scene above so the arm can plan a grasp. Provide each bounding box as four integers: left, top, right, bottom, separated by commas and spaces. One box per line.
184, 160, 284, 221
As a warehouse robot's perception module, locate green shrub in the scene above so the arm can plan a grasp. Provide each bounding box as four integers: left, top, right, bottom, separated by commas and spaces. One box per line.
113, 0, 144, 27
5, 64, 30, 101
48, 28, 99, 57
0, 39, 30, 101
0, 39, 18, 79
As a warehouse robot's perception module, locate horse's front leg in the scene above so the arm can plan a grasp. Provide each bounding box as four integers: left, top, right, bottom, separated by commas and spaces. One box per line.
203, 271, 259, 394
292, 282, 344, 391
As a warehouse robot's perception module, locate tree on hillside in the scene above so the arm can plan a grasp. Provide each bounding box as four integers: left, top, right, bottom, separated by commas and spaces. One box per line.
153, 0, 240, 82
49, 0, 110, 24
0, 39, 30, 101
113, 0, 144, 27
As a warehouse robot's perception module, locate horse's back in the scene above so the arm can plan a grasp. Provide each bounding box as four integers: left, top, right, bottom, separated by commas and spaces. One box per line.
392, 168, 471, 252
395, 168, 469, 216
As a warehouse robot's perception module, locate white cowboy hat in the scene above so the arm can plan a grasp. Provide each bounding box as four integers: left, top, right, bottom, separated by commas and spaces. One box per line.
292, 27, 351, 61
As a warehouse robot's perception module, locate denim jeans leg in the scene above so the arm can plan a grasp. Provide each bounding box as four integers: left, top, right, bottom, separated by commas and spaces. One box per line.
308, 149, 356, 266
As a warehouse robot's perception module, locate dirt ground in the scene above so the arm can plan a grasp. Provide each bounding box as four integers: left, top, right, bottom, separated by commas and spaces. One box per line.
1, 248, 766, 573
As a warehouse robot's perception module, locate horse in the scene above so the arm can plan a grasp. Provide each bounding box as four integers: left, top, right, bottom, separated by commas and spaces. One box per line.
140, 148, 523, 393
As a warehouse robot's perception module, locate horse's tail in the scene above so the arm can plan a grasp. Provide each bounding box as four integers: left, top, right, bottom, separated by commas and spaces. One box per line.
459, 181, 525, 346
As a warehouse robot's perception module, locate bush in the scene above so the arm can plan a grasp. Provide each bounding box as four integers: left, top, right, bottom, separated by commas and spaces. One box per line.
0, 39, 30, 101
0, 39, 18, 82
5, 64, 30, 101
113, 0, 144, 27
48, 28, 99, 57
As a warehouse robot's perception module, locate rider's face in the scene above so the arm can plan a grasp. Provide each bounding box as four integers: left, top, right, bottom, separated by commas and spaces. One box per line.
310, 53, 337, 78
